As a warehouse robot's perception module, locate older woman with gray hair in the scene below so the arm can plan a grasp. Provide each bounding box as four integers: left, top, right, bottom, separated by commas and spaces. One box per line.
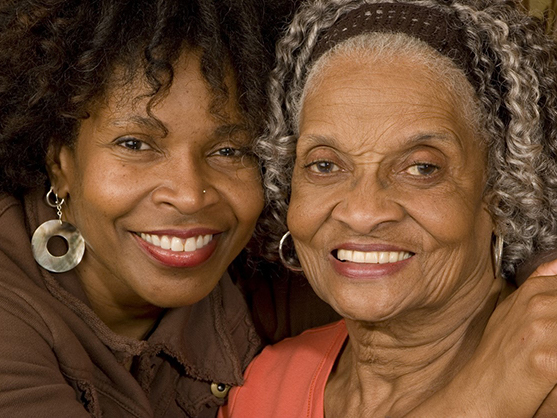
219, 0, 557, 416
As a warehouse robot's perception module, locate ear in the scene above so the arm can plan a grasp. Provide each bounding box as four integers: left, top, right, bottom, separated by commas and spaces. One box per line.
45, 143, 76, 199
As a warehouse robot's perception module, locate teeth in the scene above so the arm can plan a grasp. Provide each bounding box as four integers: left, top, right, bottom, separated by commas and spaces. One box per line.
161, 236, 171, 250
140, 233, 213, 253
354, 251, 365, 262
365, 252, 378, 263
152, 235, 161, 246
184, 237, 196, 251
337, 249, 412, 264
171, 237, 183, 251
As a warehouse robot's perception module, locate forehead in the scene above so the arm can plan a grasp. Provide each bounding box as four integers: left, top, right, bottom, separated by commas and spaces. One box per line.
298, 52, 476, 152
73, 50, 248, 150
84, 50, 243, 135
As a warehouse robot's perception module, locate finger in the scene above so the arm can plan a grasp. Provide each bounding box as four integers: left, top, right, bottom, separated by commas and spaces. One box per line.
534, 387, 557, 418
531, 258, 557, 278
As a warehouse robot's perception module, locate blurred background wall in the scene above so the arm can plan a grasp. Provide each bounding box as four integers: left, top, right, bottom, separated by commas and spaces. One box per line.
523, 0, 556, 33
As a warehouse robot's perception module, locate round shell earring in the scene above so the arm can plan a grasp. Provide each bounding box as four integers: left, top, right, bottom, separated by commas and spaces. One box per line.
31, 188, 85, 273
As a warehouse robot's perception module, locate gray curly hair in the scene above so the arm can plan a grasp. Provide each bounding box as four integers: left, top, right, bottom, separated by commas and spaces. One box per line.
256, 0, 557, 279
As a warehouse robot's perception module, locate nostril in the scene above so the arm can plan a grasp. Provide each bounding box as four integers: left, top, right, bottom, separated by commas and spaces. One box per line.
151, 183, 215, 214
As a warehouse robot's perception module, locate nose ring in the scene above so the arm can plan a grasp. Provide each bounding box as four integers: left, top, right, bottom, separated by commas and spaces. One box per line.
202, 189, 206, 194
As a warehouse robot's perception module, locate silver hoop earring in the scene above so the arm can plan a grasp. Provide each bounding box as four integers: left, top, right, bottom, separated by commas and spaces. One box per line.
31, 187, 85, 273
492, 234, 504, 279
278, 231, 303, 272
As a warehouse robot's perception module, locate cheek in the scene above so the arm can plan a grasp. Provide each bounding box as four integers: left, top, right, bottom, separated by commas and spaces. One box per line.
226, 168, 264, 224
287, 181, 316, 240
288, 178, 340, 243
403, 174, 487, 236
67, 159, 148, 229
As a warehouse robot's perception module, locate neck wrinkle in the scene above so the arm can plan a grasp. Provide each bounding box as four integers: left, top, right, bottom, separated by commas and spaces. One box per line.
328, 276, 507, 416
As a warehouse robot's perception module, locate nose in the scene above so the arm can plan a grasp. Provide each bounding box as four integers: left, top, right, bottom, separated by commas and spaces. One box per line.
151, 156, 219, 214
331, 175, 405, 234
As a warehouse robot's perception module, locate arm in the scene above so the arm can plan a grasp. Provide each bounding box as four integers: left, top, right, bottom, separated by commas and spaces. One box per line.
406, 260, 557, 417
0, 290, 91, 418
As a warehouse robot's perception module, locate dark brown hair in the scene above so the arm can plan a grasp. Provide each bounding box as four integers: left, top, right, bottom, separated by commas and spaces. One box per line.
0, 0, 285, 197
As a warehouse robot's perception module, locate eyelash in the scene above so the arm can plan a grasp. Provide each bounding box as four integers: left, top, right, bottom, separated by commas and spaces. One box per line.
113, 138, 250, 157
212, 147, 247, 158
115, 137, 152, 151
405, 162, 440, 177
305, 160, 340, 174
304, 160, 440, 177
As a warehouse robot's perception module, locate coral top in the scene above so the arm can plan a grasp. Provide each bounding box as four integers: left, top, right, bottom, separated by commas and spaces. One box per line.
219, 320, 348, 418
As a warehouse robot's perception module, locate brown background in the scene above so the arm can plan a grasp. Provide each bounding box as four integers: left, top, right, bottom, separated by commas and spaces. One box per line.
523, 0, 557, 33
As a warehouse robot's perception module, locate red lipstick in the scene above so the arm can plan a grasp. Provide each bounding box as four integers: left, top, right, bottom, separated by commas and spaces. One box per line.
133, 232, 219, 268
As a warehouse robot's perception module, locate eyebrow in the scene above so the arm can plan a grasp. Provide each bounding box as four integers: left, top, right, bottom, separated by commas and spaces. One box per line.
214, 123, 250, 138
109, 117, 249, 139
299, 131, 463, 149
297, 134, 341, 148
406, 132, 465, 152
109, 115, 165, 133
404, 132, 463, 148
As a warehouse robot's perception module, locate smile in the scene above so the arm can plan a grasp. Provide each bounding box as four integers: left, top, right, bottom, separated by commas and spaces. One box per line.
139, 233, 213, 252
336, 249, 413, 264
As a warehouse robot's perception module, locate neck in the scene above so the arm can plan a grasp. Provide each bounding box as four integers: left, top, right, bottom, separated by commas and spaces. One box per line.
86, 293, 165, 340
325, 276, 512, 417
75, 258, 165, 340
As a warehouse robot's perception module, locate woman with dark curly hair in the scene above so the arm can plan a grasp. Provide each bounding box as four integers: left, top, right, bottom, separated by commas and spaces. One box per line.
220, 0, 557, 416
0, 0, 313, 416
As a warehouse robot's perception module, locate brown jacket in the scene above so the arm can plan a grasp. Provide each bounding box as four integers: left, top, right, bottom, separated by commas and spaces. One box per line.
0, 190, 260, 417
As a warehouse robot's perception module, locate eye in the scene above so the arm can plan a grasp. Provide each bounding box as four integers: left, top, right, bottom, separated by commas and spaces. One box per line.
306, 160, 340, 174
214, 147, 243, 157
405, 163, 439, 177
116, 137, 152, 151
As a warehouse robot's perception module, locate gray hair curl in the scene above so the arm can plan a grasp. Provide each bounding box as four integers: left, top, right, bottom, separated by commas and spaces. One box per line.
256, 0, 557, 279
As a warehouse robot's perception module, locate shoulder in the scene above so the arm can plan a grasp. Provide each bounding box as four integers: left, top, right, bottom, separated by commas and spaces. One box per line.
0, 192, 20, 215
258, 319, 347, 362
222, 320, 347, 417
241, 320, 347, 386
0, 193, 26, 241
0, 191, 81, 361
0, 193, 46, 322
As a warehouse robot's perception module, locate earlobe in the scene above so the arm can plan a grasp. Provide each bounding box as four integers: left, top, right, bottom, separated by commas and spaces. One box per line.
45, 144, 74, 198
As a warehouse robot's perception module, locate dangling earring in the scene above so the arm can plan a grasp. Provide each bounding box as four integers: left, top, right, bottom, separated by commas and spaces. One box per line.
492, 233, 504, 279
31, 187, 85, 273
278, 231, 303, 272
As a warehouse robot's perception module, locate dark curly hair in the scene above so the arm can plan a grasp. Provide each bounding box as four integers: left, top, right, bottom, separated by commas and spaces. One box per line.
0, 0, 281, 197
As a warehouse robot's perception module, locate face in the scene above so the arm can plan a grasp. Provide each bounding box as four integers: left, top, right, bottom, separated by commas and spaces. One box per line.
288, 53, 495, 323
48, 50, 263, 310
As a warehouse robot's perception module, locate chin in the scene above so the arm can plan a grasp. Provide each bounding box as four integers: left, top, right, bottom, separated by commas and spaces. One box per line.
139, 281, 218, 309
328, 295, 405, 323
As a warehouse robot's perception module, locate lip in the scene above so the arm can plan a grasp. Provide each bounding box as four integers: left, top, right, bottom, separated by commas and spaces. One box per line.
333, 243, 410, 252
141, 228, 221, 239
133, 228, 222, 268
330, 242, 414, 279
